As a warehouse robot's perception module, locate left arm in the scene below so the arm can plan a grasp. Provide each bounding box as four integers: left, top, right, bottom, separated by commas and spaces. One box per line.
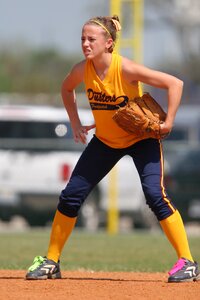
122, 57, 184, 135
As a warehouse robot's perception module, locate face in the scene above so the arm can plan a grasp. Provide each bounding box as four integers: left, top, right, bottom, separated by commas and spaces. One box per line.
81, 24, 113, 59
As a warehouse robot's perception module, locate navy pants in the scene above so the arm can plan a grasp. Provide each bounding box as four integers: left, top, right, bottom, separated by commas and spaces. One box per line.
58, 135, 176, 221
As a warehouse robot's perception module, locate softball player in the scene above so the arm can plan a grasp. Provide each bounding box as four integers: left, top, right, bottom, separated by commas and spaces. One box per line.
26, 15, 200, 282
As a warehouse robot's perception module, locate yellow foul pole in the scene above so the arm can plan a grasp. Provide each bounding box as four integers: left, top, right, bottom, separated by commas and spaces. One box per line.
107, 0, 144, 234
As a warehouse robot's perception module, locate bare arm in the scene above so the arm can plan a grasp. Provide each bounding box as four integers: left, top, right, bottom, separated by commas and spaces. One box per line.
61, 60, 95, 144
122, 57, 184, 135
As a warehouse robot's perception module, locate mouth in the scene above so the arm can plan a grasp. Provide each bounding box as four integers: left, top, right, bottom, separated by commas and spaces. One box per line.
84, 52, 91, 57
83, 49, 91, 56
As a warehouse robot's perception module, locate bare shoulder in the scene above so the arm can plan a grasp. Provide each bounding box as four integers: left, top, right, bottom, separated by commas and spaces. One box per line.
121, 56, 144, 82
121, 56, 183, 88
121, 56, 145, 74
62, 60, 86, 90
70, 59, 86, 79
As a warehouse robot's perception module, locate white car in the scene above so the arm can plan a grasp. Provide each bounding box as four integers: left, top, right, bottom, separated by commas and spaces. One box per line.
0, 104, 154, 229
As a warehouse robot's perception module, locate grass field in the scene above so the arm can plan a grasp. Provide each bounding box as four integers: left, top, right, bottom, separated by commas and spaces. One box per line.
0, 229, 200, 272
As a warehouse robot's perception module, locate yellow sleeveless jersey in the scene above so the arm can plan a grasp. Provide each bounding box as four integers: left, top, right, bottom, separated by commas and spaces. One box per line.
84, 53, 142, 148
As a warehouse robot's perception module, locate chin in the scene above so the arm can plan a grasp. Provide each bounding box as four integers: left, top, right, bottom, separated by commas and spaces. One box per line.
84, 53, 93, 59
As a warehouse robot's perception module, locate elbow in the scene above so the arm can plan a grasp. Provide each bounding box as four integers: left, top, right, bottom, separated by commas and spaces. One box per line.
61, 83, 67, 100
61, 79, 68, 94
176, 78, 184, 90
178, 79, 184, 88
178, 79, 184, 95
61, 80, 73, 97
172, 78, 184, 93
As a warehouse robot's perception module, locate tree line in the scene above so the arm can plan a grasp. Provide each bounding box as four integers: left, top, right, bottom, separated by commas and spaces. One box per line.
0, 46, 199, 104
0, 47, 83, 94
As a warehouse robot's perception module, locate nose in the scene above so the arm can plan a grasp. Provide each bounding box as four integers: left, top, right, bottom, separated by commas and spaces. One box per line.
82, 39, 89, 47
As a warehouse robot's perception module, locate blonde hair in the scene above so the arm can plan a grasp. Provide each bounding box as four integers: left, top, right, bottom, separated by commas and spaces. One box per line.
84, 15, 121, 53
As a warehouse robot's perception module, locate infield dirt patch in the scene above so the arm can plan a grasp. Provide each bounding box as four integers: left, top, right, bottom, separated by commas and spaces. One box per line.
0, 270, 199, 300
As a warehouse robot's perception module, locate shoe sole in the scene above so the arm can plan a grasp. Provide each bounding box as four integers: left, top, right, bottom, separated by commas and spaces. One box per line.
194, 273, 200, 281
26, 272, 62, 280
168, 275, 200, 283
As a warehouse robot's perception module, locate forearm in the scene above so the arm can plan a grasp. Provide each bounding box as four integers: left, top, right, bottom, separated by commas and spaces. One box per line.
61, 88, 82, 128
165, 79, 183, 128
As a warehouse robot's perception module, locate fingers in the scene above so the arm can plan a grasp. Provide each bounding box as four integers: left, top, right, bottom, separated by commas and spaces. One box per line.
85, 124, 96, 131
73, 124, 96, 144
75, 129, 87, 144
159, 122, 172, 139
159, 128, 171, 139
160, 132, 170, 139
89, 124, 96, 130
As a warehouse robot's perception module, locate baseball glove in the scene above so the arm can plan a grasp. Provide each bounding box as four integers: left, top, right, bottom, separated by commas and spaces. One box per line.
112, 93, 166, 139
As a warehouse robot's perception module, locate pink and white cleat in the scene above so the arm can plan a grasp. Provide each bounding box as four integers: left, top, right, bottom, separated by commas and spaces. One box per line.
168, 257, 200, 283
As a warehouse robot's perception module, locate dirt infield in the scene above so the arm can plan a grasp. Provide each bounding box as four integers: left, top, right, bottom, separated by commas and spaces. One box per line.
0, 270, 199, 300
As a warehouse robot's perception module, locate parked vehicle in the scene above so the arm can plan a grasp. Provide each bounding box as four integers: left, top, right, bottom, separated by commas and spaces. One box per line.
164, 146, 200, 223
162, 105, 200, 223
164, 105, 200, 146
0, 104, 152, 229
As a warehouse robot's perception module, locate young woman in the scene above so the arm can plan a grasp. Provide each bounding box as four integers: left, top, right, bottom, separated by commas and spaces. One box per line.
26, 15, 199, 283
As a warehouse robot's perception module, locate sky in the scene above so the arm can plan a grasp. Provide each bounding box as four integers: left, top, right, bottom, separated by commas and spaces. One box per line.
1, 0, 200, 105
0, 0, 187, 67
0, 0, 108, 54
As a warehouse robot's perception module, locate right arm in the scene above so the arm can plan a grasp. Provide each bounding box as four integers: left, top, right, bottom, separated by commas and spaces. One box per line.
61, 60, 95, 144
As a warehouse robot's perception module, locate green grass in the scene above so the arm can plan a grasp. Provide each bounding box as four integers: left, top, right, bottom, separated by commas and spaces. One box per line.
0, 229, 200, 272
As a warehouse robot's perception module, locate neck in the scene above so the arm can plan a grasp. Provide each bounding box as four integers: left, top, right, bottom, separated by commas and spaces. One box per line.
92, 53, 112, 79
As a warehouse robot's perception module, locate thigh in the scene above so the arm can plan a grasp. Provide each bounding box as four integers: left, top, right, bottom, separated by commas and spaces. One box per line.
128, 138, 176, 220
72, 135, 123, 185
129, 138, 162, 178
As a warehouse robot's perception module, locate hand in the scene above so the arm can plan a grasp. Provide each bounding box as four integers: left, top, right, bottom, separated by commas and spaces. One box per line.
159, 122, 172, 139
73, 124, 96, 144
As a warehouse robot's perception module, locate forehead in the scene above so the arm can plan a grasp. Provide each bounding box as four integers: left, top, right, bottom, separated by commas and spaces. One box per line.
82, 24, 105, 36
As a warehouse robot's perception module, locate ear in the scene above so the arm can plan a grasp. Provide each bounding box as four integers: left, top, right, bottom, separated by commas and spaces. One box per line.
106, 38, 113, 50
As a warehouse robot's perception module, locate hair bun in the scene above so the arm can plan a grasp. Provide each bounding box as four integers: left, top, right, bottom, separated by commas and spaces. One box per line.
111, 18, 121, 31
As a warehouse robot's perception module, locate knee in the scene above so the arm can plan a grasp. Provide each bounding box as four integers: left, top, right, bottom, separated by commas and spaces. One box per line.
142, 184, 176, 220
142, 184, 158, 208
57, 175, 93, 217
